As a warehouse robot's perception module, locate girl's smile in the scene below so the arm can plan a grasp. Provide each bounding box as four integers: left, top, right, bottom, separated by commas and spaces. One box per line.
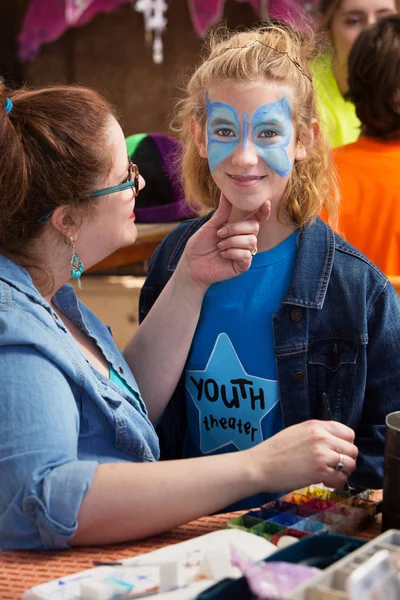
227, 173, 267, 186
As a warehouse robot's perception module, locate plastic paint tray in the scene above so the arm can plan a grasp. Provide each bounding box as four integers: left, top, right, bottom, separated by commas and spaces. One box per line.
226, 485, 380, 546
198, 531, 400, 599
290, 528, 400, 599
195, 534, 366, 600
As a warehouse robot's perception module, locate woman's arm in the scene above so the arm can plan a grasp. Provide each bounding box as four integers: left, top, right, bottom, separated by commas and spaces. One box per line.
0, 346, 98, 550
71, 419, 358, 546
124, 196, 269, 422
0, 347, 357, 548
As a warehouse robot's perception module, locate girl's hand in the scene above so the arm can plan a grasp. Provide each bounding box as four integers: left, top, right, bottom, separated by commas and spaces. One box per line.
248, 420, 358, 493
178, 193, 271, 289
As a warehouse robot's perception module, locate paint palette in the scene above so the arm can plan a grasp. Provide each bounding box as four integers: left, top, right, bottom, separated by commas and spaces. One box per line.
227, 485, 381, 545
22, 529, 277, 600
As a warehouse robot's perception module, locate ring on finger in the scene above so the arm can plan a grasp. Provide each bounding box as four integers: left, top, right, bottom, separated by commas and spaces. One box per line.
251, 247, 257, 256
335, 452, 345, 472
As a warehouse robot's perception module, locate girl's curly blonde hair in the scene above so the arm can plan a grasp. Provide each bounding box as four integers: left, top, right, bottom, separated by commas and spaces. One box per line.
172, 21, 339, 230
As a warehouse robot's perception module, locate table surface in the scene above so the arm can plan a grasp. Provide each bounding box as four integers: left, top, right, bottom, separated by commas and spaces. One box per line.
88, 222, 180, 272
0, 510, 383, 600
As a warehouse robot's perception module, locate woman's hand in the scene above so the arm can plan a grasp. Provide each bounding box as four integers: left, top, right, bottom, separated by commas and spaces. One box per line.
177, 194, 271, 289
248, 420, 358, 493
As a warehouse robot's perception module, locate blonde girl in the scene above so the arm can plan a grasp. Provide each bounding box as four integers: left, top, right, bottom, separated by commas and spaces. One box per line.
139, 21, 400, 511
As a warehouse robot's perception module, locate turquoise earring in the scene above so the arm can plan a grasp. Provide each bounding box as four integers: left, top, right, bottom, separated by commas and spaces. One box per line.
67, 238, 84, 289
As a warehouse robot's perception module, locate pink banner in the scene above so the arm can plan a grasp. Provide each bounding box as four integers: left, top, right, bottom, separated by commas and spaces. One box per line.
188, 0, 313, 38
18, 0, 129, 61
18, 0, 314, 62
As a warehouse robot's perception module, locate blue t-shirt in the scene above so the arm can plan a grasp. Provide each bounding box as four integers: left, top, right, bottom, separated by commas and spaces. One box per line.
184, 231, 298, 510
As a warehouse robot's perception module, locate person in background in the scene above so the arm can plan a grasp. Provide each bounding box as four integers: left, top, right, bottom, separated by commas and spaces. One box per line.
139, 21, 400, 511
0, 79, 357, 551
333, 14, 400, 276
313, 0, 398, 147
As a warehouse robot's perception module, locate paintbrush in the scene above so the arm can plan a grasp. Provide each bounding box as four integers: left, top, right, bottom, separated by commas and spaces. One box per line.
321, 392, 351, 495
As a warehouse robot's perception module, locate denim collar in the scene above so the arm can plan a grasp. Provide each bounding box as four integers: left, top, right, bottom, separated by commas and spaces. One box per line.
54, 283, 131, 381
0, 254, 53, 312
283, 217, 335, 309
0, 254, 144, 407
167, 215, 334, 310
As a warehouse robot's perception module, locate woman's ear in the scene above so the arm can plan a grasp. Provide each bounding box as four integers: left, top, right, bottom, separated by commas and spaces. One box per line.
190, 117, 208, 159
50, 205, 80, 239
295, 119, 320, 161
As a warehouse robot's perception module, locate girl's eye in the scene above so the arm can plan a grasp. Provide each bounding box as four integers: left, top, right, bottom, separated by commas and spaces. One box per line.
259, 130, 279, 139
215, 128, 236, 138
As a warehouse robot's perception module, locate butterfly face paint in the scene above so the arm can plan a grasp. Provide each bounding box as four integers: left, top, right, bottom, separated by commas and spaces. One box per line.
251, 97, 293, 176
205, 92, 293, 177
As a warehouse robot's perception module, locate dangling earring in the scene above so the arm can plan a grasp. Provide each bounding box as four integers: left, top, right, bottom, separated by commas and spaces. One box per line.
67, 237, 84, 289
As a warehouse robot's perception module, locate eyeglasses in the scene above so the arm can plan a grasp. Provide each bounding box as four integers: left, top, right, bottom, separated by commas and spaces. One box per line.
91, 157, 140, 198
37, 157, 140, 224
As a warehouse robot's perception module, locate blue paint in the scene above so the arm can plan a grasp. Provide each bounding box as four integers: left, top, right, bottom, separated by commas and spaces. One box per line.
252, 97, 293, 176
107, 576, 134, 590
242, 112, 249, 149
267, 513, 302, 527
205, 92, 293, 176
292, 519, 330, 534
206, 92, 241, 173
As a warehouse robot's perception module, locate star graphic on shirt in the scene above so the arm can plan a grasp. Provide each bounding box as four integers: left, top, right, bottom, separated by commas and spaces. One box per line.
186, 333, 279, 453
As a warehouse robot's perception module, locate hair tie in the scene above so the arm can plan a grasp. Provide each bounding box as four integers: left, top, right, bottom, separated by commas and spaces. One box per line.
5, 98, 13, 115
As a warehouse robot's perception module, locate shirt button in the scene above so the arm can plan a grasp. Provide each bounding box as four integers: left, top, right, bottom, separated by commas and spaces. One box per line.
292, 371, 305, 384
118, 366, 124, 375
290, 308, 303, 322
24, 500, 35, 513
76, 321, 83, 329
53, 313, 59, 320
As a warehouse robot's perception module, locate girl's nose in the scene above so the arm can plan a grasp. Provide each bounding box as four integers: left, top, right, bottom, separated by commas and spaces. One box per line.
230, 141, 258, 168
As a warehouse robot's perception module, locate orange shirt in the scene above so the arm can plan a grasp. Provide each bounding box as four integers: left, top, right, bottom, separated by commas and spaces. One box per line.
333, 136, 400, 277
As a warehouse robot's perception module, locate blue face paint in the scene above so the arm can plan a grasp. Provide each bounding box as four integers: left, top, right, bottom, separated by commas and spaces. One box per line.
242, 112, 249, 150
206, 92, 241, 173
205, 92, 293, 177
251, 97, 293, 177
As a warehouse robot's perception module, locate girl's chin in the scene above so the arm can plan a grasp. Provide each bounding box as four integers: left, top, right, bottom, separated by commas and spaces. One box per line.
226, 195, 267, 213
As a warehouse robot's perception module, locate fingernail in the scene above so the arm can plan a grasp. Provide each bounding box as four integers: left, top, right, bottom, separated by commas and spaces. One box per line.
217, 227, 227, 237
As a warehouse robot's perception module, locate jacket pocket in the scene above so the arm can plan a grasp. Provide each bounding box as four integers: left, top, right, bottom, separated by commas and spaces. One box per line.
113, 404, 153, 460
307, 338, 360, 420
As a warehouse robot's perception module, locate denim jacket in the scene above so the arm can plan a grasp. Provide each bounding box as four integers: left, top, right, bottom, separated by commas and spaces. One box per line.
0, 255, 159, 550
140, 215, 400, 489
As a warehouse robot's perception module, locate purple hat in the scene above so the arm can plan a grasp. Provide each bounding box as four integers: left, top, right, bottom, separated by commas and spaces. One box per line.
126, 133, 195, 223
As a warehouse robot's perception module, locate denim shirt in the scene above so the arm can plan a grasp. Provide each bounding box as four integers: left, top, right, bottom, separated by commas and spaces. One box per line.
0, 255, 159, 550
140, 216, 400, 489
